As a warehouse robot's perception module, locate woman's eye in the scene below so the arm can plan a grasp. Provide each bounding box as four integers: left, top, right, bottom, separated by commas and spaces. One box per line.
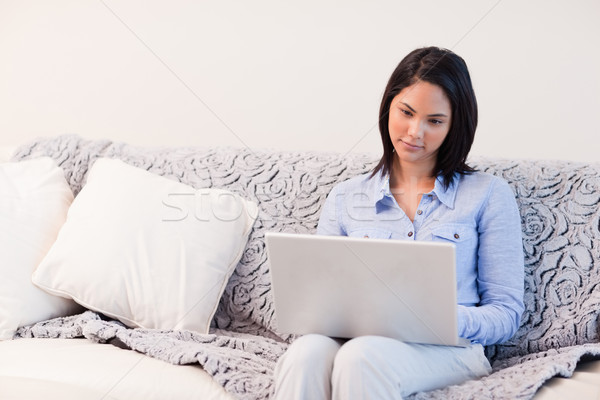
430, 119, 443, 125
400, 109, 412, 116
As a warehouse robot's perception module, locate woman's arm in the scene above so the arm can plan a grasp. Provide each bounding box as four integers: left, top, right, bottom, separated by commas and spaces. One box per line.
458, 178, 525, 345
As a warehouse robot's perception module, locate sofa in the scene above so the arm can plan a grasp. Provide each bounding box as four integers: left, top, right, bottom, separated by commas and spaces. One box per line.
2, 134, 600, 400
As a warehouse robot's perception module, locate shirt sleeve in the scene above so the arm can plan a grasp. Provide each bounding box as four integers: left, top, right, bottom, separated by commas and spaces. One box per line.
316, 184, 346, 236
457, 177, 525, 345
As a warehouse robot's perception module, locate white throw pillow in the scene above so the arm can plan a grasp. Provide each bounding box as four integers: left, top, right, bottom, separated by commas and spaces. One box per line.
33, 158, 258, 333
0, 157, 81, 340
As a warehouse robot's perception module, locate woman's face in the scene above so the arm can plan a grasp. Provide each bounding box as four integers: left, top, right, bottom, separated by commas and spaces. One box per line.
388, 81, 452, 170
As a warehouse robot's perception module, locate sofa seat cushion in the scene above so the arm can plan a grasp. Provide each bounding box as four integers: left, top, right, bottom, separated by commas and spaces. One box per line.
0, 377, 108, 400
534, 359, 600, 399
0, 338, 234, 400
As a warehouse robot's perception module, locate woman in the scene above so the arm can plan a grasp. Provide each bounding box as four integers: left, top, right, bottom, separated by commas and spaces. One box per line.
274, 47, 524, 399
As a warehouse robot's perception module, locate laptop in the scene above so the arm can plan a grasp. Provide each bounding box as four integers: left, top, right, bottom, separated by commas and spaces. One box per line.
265, 232, 470, 347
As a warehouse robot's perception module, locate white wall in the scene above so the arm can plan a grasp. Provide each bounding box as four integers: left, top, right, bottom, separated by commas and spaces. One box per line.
1, 1, 599, 162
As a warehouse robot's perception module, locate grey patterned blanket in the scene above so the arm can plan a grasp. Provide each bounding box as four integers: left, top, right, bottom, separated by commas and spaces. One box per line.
12, 135, 600, 399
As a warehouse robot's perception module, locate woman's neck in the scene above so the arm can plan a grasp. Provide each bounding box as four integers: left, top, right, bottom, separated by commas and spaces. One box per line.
389, 158, 436, 191
389, 158, 437, 222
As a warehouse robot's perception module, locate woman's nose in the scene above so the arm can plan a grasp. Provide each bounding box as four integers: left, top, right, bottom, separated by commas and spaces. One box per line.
408, 119, 424, 139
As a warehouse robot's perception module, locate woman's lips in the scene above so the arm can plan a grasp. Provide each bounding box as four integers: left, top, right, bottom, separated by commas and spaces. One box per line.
400, 139, 423, 150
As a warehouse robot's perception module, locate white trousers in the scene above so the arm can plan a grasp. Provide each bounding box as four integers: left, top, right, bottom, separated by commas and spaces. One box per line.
274, 334, 491, 400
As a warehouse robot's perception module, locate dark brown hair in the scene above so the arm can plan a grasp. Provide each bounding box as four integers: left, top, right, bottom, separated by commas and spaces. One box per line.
372, 47, 477, 187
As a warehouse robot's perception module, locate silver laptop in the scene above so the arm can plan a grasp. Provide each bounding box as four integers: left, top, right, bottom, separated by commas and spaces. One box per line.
265, 232, 470, 347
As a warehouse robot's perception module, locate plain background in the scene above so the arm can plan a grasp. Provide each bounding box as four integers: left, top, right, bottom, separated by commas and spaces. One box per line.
1, 1, 599, 162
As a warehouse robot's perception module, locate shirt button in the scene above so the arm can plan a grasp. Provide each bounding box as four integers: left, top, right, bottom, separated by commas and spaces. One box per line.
454, 233, 460, 239
417, 210, 423, 215
408, 232, 413, 237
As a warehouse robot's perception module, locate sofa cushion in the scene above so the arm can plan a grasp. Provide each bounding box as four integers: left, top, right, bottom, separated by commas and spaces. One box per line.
0, 338, 234, 400
31, 158, 258, 334
0, 157, 82, 340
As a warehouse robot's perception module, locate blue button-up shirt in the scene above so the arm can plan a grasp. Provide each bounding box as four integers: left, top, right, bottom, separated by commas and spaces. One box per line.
316, 170, 524, 345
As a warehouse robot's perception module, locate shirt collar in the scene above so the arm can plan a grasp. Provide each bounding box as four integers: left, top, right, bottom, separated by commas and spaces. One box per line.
431, 175, 458, 209
374, 172, 459, 210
